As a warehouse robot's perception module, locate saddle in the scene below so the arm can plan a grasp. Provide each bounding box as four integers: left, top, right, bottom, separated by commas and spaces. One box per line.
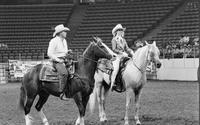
40, 64, 59, 82
39, 61, 76, 83
97, 57, 130, 93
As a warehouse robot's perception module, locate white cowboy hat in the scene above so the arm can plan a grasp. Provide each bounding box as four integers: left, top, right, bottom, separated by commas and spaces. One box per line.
112, 24, 126, 36
53, 24, 70, 37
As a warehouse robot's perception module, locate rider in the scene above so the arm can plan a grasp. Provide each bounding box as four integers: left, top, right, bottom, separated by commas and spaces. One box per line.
111, 24, 134, 90
47, 24, 72, 100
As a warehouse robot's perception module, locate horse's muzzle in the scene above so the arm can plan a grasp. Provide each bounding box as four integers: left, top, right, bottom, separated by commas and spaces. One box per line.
156, 63, 161, 68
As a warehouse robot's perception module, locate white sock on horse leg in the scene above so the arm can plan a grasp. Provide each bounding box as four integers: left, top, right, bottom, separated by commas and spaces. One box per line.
25, 114, 32, 125
38, 110, 49, 125
80, 117, 85, 125
75, 116, 80, 125
96, 84, 103, 120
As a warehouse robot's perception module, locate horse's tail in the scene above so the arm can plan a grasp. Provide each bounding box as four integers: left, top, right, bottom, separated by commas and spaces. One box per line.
89, 85, 97, 113
18, 83, 26, 112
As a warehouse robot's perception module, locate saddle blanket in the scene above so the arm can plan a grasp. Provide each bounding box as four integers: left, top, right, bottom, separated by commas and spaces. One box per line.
97, 58, 113, 75
39, 64, 59, 82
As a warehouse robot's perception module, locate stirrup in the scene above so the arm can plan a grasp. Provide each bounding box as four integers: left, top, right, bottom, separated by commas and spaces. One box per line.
60, 93, 69, 101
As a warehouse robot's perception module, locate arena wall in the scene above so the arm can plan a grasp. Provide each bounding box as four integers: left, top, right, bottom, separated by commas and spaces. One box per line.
157, 58, 199, 81
0, 58, 199, 83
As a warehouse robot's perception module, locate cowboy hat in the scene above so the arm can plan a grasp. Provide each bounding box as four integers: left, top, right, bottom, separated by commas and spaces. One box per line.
53, 24, 70, 37
112, 24, 126, 36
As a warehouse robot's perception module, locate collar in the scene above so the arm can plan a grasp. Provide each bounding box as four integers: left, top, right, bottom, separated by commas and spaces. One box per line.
56, 36, 65, 42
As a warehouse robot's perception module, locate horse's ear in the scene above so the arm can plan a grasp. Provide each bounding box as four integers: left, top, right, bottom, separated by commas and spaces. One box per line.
145, 41, 149, 45
90, 41, 94, 45
93, 36, 97, 43
153, 41, 156, 46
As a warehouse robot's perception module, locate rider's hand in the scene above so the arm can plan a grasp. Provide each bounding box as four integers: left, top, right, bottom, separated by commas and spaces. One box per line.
56, 58, 64, 63
68, 49, 73, 54
122, 52, 128, 57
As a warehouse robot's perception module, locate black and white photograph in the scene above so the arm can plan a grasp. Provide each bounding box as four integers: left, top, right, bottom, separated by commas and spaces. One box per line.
0, 0, 199, 125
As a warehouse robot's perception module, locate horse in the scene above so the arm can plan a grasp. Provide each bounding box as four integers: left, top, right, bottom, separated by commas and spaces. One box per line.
18, 37, 114, 125
89, 41, 162, 125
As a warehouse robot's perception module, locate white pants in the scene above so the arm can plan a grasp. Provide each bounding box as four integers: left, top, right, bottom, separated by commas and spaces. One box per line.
110, 54, 127, 89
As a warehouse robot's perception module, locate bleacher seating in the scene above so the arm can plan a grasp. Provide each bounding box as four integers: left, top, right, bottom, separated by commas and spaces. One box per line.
0, 4, 73, 62
151, 0, 199, 47
71, 0, 184, 52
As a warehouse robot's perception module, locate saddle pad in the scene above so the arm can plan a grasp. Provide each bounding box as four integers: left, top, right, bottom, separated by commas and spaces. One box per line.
40, 64, 59, 82
97, 58, 113, 75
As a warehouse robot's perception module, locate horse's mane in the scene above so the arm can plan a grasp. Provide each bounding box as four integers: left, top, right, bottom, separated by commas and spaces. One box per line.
134, 45, 148, 58
74, 42, 94, 72
83, 42, 93, 56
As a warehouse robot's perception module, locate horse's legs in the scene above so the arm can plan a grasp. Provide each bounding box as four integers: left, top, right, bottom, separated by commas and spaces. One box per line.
35, 90, 50, 125
124, 88, 133, 125
24, 96, 37, 125
101, 85, 109, 122
81, 95, 90, 125
96, 82, 103, 121
74, 93, 85, 125
134, 89, 141, 125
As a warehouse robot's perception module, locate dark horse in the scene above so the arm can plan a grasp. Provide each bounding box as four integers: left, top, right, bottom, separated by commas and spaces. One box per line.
18, 37, 113, 125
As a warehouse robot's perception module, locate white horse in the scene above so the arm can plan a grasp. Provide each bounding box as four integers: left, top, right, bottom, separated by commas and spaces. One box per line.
89, 41, 162, 125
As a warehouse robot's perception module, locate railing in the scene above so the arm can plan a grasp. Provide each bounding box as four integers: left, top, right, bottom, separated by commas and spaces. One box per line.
0, 63, 8, 84
160, 45, 199, 59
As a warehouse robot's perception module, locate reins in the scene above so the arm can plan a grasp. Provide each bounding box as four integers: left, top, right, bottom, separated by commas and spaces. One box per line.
79, 55, 99, 63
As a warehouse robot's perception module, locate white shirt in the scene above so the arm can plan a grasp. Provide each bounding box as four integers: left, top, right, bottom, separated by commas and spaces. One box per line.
47, 36, 68, 61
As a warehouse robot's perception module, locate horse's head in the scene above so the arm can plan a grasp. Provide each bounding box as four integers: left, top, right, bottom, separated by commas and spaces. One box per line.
145, 41, 162, 68
91, 36, 113, 60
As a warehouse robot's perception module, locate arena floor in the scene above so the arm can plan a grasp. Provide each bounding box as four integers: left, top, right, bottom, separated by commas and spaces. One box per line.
0, 81, 198, 125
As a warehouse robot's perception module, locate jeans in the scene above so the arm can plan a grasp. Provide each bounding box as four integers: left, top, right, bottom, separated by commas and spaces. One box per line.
54, 62, 68, 92
55, 62, 68, 76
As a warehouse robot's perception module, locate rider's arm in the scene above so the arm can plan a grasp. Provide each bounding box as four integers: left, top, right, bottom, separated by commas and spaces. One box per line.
124, 39, 134, 57
47, 40, 61, 62
111, 38, 122, 54
63, 39, 70, 54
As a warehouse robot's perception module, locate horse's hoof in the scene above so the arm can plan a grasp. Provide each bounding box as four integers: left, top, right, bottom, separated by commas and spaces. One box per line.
102, 117, 108, 122
43, 120, 49, 125
124, 121, 129, 125
136, 121, 141, 125
44, 123, 49, 125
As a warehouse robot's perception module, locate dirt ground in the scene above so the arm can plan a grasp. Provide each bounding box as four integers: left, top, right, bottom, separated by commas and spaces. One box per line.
0, 81, 198, 125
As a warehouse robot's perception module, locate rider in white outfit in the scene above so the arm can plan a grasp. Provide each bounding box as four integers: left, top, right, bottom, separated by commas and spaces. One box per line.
110, 24, 134, 90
